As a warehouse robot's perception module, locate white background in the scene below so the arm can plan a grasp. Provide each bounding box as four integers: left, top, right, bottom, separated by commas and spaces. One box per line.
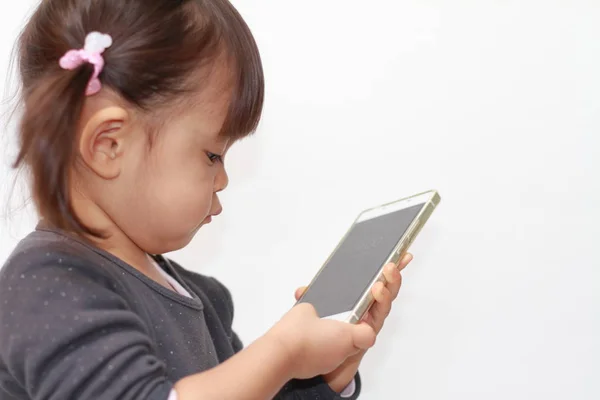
1, 1, 599, 399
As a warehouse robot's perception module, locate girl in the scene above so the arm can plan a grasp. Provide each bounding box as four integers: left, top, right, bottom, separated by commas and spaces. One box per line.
0, 0, 412, 399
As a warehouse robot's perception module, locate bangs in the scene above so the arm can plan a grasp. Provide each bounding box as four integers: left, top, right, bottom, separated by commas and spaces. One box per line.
206, 0, 264, 142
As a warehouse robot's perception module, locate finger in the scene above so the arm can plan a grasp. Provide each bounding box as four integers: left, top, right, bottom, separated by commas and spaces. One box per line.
351, 322, 376, 351
382, 263, 402, 299
361, 310, 376, 330
397, 253, 413, 272
294, 286, 308, 300
370, 282, 393, 332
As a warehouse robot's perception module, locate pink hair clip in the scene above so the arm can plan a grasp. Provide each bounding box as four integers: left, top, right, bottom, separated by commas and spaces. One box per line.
59, 32, 113, 96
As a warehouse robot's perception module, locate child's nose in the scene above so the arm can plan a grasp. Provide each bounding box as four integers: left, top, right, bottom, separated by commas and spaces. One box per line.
214, 167, 229, 192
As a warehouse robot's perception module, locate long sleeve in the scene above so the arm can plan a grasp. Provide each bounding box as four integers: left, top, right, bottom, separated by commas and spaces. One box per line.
212, 279, 361, 400
274, 374, 361, 400
0, 251, 173, 400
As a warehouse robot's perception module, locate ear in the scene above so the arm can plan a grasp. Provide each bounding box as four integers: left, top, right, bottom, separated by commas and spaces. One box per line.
78, 106, 129, 180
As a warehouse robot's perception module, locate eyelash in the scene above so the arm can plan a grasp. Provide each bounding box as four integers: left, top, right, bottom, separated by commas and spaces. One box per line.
206, 152, 223, 164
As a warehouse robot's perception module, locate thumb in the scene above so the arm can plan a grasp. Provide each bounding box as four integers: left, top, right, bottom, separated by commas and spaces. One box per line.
294, 286, 308, 301
351, 322, 377, 351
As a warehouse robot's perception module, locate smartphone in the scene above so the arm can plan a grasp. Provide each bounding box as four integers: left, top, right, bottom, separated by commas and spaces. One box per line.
296, 190, 441, 323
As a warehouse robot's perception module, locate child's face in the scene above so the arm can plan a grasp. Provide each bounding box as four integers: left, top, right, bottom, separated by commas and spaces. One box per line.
126, 104, 230, 254
76, 75, 233, 255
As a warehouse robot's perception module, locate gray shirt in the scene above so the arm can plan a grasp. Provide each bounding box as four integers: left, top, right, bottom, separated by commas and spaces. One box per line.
0, 227, 360, 400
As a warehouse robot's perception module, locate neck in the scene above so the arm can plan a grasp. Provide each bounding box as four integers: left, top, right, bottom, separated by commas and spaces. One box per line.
69, 186, 153, 275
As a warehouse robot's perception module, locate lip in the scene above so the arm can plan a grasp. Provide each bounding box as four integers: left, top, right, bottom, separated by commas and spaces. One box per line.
203, 208, 222, 224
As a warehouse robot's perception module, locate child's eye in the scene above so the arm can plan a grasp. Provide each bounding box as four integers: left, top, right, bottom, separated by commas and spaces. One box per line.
206, 152, 222, 164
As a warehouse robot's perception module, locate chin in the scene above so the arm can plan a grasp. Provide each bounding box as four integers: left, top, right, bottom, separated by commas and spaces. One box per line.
162, 216, 211, 251
143, 231, 194, 255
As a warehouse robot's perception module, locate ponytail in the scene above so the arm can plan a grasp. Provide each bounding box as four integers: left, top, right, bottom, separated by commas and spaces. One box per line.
14, 64, 95, 234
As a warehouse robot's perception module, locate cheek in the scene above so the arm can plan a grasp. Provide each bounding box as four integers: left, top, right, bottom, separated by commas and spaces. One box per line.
150, 159, 214, 219
109, 136, 218, 252
118, 164, 214, 252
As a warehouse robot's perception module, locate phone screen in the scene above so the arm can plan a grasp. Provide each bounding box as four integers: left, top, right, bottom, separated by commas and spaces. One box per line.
298, 203, 425, 318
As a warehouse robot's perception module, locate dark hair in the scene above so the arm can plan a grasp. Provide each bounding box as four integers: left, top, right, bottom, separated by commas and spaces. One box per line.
12, 0, 264, 236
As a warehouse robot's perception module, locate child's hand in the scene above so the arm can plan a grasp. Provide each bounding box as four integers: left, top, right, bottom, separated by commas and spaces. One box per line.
293, 253, 413, 392
267, 302, 376, 380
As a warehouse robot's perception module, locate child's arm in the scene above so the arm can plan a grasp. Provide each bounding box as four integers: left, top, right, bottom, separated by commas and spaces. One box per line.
218, 308, 361, 399
173, 304, 371, 400
204, 276, 362, 400
173, 332, 291, 399
227, 323, 361, 400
